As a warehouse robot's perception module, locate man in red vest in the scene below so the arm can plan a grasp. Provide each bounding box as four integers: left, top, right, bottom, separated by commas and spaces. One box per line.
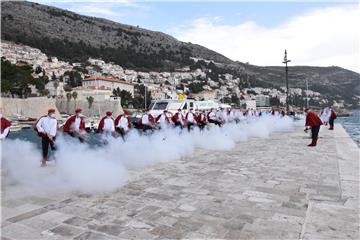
280, 109, 286, 117
97, 111, 115, 135
304, 108, 323, 147
63, 108, 86, 142
328, 107, 337, 130
115, 111, 132, 140
171, 109, 185, 129
139, 108, 155, 133
196, 110, 207, 131
155, 109, 171, 129
0, 110, 11, 140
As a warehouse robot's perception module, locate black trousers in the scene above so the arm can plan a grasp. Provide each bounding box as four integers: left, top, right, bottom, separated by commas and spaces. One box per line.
209, 119, 222, 127
198, 123, 206, 131
142, 125, 153, 133
187, 122, 195, 132
116, 128, 126, 141
311, 125, 320, 139
41, 136, 56, 159
68, 132, 85, 142
329, 118, 334, 127
174, 122, 183, 128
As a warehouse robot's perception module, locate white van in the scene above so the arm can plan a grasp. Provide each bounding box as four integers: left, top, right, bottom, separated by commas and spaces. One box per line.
148, 99, 196, 117
148, 99, 223, 117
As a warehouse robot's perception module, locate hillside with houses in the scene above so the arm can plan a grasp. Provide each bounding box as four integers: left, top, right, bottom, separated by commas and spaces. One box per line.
2, 41, 337, 114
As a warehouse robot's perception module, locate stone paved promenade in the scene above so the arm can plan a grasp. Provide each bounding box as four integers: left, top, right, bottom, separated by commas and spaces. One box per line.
1, 124, 359, 239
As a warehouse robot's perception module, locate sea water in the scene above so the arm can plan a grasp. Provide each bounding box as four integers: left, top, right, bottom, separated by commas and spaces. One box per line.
338, 110, 360, 147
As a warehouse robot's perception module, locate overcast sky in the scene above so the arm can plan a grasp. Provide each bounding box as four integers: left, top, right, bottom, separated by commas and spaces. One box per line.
33, 1, 359, 72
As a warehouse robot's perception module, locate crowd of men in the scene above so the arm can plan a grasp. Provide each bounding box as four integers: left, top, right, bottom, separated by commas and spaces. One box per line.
0, 106, 337, 166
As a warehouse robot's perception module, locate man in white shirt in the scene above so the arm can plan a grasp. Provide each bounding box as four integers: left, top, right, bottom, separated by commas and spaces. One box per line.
139, 109, 155, 133
63, 108, 86, 142
35, 109, 58, 166
207, 108, 222, 127
97, 111, 115, 135
155, 109, 171, 129
185, 108, 197, 132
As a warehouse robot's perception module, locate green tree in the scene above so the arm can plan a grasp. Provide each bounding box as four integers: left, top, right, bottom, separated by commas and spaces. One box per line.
133, 84, 151, 109
64, 70, 82, 87
41, 89, 50, 97
86, 96, 94, 108
112, 88, 133, 108
72, 91, 78, 108
188, 82, 205, 94
35, 66, 42, 74
63, 84, 72, 92
53, 80, 59, 96
270, 97, 280, 107
66, 92, 72, 113
1, 59, 34, 98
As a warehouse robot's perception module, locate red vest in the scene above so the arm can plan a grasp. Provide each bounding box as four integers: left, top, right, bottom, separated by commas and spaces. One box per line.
172, 112, 184, 123
138, 114, 155, 127
63, 115, 85, 132
330, 109, 337, 120
114, 115, 131, 128
97, 116, 114, 132
1, 117, 11, 134
305, 111, 323, 127
196, 113, 206, 124
156, 114, 170, 123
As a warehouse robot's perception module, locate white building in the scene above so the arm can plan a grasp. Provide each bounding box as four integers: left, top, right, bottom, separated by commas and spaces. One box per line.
256, 95, 270, 107
71, 87, 113, 101
82, 76, 134, 96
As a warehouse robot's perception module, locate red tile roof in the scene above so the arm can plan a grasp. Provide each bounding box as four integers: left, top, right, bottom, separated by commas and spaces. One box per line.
83, 76, 132, 85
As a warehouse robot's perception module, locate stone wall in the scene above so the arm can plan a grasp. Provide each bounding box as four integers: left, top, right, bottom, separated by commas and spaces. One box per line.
55, 99, 123, 117
1, 97, 61, 118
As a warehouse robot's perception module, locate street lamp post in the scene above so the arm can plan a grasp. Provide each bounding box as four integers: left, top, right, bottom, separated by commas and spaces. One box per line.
305, 78, 309, 108
282, 49, 291, 113
144, 85, 147, 109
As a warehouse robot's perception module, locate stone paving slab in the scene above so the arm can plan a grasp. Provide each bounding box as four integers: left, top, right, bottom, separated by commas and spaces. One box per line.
1, 124, 359, 239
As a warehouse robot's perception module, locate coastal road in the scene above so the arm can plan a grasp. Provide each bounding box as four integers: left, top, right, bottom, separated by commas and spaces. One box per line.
1, 124, 359, 239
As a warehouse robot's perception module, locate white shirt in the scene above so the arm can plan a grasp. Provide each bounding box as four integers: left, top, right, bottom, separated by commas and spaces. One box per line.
228, 111, 235, 121
216, 111, 223, 120
119, 116, 129, 131
103, 117, 115, 132
158, 114, 167, 124
141, 114, 150, 126
208, 111, 216, 120
186, 112, 196, 123
72, 117, 81, 131
36, 116, 57, 137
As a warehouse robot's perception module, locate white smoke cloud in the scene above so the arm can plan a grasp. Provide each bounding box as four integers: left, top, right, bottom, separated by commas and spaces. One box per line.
172, 4, 359, 72
2, 115, 296, 194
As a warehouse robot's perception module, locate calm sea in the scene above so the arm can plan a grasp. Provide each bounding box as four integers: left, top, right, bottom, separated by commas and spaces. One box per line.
337, 110, 360, 147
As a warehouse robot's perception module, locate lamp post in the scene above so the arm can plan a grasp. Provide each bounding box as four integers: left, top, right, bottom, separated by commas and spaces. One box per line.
282, 49, 291, 113
144, 84, 147, 109
305, 78, 309, 108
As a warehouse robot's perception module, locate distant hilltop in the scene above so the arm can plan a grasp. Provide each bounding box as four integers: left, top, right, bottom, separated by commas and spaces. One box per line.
1, 1, 360, 109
